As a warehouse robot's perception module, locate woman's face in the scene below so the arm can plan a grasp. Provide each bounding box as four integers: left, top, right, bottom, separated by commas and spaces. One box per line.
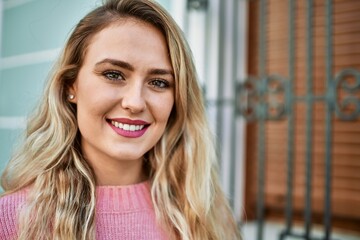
70, 19, 174, 181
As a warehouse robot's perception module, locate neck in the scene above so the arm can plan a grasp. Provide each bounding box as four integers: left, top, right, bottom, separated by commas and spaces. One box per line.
88, 158, 147, 186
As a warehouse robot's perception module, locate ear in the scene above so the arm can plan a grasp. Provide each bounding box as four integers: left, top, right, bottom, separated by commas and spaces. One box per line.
67, 81, 78, 103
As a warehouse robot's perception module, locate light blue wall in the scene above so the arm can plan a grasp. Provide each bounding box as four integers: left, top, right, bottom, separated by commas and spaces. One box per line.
3, 0, 95, 57
0, 0, 172, 186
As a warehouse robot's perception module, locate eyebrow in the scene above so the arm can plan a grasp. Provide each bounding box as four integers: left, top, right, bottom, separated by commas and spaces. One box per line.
95, 58, 134, 71
95, 58, 174, 78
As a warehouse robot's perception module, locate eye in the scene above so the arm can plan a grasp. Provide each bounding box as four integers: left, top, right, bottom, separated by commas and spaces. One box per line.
149, 79, 170, 89
103, 71, 124, 81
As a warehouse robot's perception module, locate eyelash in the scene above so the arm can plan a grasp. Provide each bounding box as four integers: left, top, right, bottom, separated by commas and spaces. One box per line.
149, 79, 170, 89
102, 70, 170, 89
103, 71, 124, 81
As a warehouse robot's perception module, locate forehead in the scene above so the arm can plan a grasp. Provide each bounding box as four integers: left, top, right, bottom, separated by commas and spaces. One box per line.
83, 18, 171, 67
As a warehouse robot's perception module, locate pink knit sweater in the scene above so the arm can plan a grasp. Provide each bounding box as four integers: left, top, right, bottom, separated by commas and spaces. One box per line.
0, 181, 169, 239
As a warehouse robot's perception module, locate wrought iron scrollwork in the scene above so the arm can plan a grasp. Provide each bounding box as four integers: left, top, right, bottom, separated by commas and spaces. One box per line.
334, 68, 360, 120
187, 0, 208, 10
237, 70, 360, 122
237, 75, 289, 121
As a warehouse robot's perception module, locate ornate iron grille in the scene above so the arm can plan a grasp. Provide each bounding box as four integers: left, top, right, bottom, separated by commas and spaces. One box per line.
237, 0, 360, 240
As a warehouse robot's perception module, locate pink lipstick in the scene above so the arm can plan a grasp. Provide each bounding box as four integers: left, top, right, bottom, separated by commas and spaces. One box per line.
107, 118, 150, 138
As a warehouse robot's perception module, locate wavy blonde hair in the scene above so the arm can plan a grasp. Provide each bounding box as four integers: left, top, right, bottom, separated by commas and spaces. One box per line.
1, 0, 240, 239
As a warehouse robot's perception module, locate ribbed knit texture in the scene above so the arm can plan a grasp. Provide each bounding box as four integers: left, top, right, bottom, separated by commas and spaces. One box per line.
0, 181, 169, 240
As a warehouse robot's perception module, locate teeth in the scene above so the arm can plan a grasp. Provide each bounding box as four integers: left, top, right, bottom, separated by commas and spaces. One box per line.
111, 121, 145, 131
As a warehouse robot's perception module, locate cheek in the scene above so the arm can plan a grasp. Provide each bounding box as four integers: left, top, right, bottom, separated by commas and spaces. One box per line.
154, 94, 174, 122
77, 82, 118, 115
76, 95, 111, 139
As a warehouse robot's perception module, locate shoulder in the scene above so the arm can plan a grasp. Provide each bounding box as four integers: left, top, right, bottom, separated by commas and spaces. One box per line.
0, 189, 27, 239
0, 189, 27, 212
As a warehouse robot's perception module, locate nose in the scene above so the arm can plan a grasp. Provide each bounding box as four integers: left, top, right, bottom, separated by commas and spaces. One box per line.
121, 82, 146, 113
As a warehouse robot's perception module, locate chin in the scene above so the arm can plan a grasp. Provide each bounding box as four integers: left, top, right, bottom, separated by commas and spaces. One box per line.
112, 153, 144, 162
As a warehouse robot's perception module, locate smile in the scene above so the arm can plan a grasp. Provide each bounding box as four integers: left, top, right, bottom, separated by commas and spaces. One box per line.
107, 118, 150, 138
111, 121, 145, 131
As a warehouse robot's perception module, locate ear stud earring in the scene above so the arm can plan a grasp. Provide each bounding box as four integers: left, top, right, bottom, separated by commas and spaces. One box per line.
68, 94, 75, 100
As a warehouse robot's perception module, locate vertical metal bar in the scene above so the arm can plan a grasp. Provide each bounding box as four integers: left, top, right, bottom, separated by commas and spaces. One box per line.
229, 0, 240, 210
216, 0, 225, 171
281, 0, 296, 239
257, 0, 267, 239
324, 0, 333, 239
304, 0, 314, 239
256, 121, 265, 240
258, 0, 267, 76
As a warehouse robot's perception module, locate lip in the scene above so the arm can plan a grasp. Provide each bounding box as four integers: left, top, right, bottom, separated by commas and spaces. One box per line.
109, 118, 150, 125
106, 118, 150, 138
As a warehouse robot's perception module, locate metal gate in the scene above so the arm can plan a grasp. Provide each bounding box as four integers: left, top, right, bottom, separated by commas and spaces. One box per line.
237, 0, 360, 240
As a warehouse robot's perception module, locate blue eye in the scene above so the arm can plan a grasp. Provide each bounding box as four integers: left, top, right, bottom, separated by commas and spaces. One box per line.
103, 71, 124, 81
149, 79, 169, 89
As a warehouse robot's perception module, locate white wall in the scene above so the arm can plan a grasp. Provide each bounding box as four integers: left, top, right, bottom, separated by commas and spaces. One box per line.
184, 0, 248, 222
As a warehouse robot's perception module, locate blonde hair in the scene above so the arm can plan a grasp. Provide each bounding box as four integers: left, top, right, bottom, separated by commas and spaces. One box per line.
1, 0, 240, 239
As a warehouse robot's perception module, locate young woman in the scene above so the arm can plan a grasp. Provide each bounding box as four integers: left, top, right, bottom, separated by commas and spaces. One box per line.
0, 0, 241, 239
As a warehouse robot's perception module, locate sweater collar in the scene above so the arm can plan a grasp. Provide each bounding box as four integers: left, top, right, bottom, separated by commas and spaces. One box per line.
96, 181, 153, 213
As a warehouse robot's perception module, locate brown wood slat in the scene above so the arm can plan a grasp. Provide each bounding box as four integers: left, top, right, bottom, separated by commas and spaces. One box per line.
267, 142, 360, 155
266, 151, 360, 167
266, 165, 360, 182
267, 121, 360, 132
245, 0, 360, 233
265, 174, 360, 192
296, 1, 360, 14
266, 129, 360, 144
266, 194, 360, 219
268, 44, 360, 57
